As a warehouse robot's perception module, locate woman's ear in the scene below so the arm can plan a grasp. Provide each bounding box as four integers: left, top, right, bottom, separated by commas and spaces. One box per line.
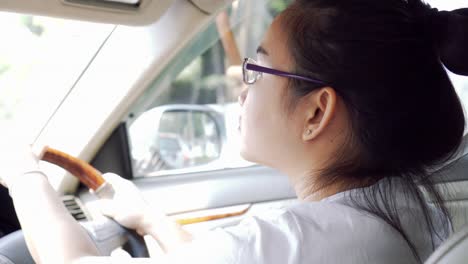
302, 87, 337, 141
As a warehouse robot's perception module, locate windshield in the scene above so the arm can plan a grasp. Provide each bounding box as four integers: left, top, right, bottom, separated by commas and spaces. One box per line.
0, 12, 114, 143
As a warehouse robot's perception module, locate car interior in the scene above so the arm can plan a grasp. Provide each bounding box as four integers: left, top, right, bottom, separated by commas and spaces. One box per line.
0, 0, 467, 263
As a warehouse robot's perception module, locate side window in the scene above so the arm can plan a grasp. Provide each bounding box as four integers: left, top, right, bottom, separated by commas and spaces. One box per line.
127, 0, 294, 177
126, 0, 468, 178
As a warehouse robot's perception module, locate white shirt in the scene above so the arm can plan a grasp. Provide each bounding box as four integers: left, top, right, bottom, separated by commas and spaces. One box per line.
78, 179, 448, 264
160, 179, 448, 264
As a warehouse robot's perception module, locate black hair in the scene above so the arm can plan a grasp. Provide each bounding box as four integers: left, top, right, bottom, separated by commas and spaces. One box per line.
279, 0, 468, 262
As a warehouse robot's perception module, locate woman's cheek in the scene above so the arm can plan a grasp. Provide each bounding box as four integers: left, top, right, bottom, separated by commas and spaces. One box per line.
239, 95, 262, 161
240, 103, 273, 163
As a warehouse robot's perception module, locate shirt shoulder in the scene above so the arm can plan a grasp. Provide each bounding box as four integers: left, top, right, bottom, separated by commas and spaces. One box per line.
234, 201, 418, 264
288, 201, 418, 263
161, 200, 419, 264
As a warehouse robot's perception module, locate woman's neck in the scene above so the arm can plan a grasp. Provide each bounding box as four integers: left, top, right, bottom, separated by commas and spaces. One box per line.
293, 176, 343, 201
291, 171, 379, 201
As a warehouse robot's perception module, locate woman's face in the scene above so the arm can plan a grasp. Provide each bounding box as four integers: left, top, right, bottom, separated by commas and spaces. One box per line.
238, 17, 304, 169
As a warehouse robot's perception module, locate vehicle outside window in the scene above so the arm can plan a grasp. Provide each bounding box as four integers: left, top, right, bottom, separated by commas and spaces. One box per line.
131, 107, 223, 174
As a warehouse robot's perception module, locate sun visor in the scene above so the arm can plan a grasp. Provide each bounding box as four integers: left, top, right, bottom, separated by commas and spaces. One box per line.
189, 0, 233, 14
0, 0, 176, 26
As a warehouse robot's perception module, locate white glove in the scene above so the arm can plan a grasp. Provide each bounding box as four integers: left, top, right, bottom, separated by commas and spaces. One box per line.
96, 173, 159, 233
0, 142, 42, 188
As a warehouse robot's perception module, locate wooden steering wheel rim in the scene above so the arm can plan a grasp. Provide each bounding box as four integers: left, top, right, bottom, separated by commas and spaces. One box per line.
40, 147, 105, 191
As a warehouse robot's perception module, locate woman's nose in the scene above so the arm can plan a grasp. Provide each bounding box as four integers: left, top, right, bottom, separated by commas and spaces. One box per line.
238, 86, 248, 106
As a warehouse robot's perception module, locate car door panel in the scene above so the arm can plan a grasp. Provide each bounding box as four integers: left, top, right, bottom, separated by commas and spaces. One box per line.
79, 165, 296, 218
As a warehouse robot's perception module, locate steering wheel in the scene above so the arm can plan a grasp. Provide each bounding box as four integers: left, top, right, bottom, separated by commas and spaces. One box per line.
0, 147, 148, 263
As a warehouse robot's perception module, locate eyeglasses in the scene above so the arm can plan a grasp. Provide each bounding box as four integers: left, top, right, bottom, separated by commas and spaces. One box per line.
242, 57, 328, 86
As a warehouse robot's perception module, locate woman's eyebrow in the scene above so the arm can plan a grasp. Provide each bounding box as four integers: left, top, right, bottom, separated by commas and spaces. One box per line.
256, 45, 269, 56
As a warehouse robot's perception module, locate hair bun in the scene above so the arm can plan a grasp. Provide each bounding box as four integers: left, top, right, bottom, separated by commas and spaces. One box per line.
422, 7, 468, 76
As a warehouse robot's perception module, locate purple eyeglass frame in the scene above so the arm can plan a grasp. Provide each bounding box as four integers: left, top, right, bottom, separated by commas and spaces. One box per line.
243, 58, 327, 85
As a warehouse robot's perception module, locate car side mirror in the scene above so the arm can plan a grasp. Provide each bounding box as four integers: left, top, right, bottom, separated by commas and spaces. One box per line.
129, 105, 224, 176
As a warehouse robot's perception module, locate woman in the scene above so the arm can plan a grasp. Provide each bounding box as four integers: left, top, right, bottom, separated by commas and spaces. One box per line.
4, 0, 468, 263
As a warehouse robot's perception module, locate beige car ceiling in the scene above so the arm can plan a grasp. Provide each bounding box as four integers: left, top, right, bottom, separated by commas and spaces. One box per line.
0, 0, 232, 25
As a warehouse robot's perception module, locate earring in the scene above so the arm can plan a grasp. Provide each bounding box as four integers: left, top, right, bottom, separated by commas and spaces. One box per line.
306, 129, 312, 135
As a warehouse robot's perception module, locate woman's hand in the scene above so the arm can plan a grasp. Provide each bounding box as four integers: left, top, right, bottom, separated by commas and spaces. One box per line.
96, 173, 159, 233
4, 143, 101, 263
0, 143, 41, 188
96, 173, 193, 253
